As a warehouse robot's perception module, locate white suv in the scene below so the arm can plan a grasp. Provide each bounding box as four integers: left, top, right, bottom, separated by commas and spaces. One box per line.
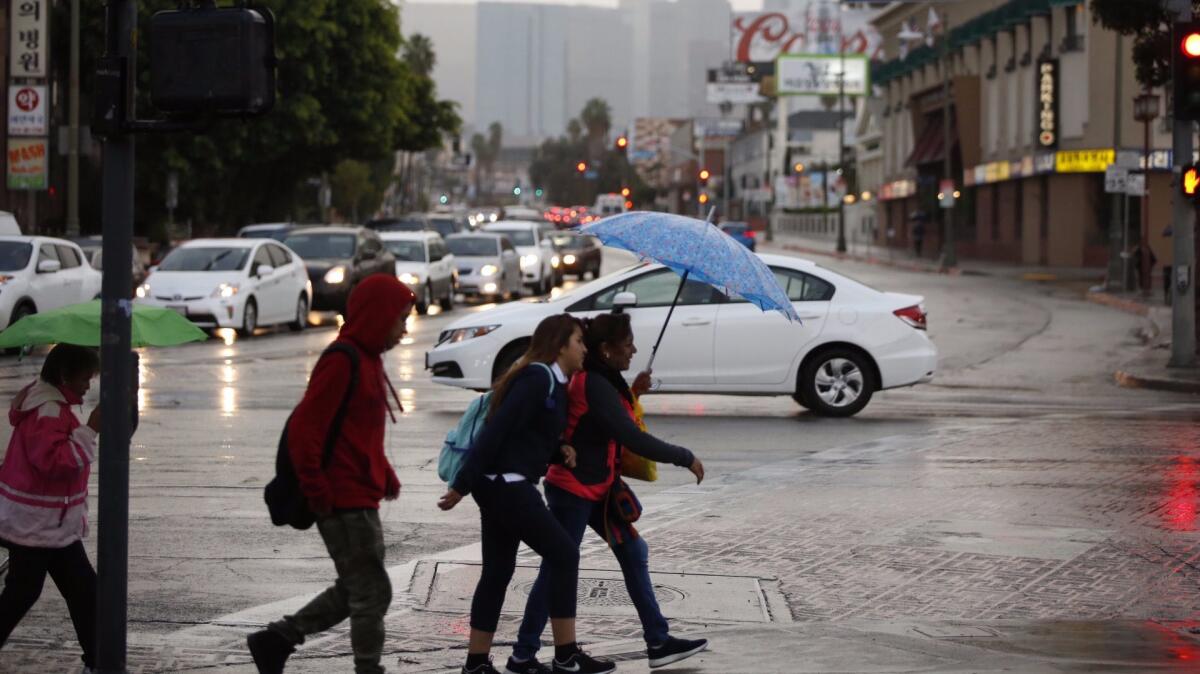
483, 221, 556, 295
380, 231, 456, 314
0, 236, 102, 329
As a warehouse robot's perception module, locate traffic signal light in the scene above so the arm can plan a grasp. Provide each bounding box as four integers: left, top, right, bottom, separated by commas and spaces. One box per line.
1174, 22, 1200, 120
620, 187, 631, 197
698, 193, 710, 204
1183, 163, 1200, 200
615, 135, 629, 154
576, 161, 587, 173
698, 168, 710, 185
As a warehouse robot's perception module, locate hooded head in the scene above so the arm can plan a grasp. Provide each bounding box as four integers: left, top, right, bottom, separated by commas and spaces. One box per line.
341, 274, 416, 355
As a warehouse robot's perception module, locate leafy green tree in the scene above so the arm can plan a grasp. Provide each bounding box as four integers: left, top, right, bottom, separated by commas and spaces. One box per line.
60, 0, 459, 234
331, 160, 372, 222
529, 99, 645, 206
1090, 0, 1188, 87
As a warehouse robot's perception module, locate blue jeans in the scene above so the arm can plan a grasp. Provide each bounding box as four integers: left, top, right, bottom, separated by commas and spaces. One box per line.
513, 483, 670, 661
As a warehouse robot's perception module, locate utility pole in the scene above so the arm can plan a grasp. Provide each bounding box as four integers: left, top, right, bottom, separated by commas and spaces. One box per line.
1171, 0, 1197, 367
1107, 35, 1125, 291
939, 8, 956, 270
836, 45, 848, 253
97, 0, 137, 670
66, 0, 81, 236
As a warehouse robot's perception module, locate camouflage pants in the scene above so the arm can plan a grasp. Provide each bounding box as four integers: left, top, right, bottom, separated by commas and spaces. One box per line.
270, 508, 391, 674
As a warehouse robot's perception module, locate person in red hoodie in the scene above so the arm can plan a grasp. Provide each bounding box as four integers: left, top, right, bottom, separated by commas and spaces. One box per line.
0, 343, 102, 673
248, 274, 415, 674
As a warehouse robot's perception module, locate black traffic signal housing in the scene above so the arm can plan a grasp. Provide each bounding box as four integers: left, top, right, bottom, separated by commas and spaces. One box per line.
149, 3, 277, 116
1173, 22, 1200, 121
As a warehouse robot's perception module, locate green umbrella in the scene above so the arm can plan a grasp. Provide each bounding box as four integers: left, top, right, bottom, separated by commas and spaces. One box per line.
0, 300, 208, 348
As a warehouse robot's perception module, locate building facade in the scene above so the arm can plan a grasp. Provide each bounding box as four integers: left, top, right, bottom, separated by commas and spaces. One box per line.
870, 0, 1175, 270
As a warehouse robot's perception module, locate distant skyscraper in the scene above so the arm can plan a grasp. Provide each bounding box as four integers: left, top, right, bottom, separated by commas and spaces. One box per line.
402, 0, 732, 146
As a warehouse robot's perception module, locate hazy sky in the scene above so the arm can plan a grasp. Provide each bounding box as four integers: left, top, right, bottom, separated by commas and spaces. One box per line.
405, 0, 767, 10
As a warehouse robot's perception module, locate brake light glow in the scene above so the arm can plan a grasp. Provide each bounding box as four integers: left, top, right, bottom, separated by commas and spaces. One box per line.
893, 304, 927, 330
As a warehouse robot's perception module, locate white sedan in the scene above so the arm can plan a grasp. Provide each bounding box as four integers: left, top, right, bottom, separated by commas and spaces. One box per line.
0, 236, 102, 330
425, 254, 937, 416
135, 238, 311, 336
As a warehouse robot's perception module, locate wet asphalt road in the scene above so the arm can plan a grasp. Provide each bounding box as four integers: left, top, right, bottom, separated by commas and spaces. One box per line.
0, 244, 1197, 672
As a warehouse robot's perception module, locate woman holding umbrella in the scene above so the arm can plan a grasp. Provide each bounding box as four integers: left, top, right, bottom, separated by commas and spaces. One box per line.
506, 313, 708, 674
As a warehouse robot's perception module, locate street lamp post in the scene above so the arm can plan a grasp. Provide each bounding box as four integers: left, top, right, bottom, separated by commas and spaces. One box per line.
1133, 91, 1160, 298
939, 9, 956, 271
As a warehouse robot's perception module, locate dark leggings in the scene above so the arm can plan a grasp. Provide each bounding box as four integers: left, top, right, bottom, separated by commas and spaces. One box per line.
0, 539, 97, 668
470, 479, 580, 633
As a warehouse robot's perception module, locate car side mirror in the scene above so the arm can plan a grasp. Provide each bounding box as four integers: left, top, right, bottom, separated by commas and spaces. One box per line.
37, 259, 62, 274
256, 265, 275, 278
612, 291, 638, 313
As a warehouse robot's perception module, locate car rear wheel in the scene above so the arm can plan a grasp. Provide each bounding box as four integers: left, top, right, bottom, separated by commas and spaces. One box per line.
290, 295, 308, 332
798, 348, 875, 417
239, 299, 258, 338
439, 283, 454, 311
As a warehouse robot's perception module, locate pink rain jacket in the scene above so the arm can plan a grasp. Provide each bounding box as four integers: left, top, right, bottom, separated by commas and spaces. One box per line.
0, 380, 97, 548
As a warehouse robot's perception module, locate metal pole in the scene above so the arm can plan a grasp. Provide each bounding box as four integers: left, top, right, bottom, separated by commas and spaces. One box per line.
1107, 35, 1125, 291
1171, 0, 1198, 367
836, 45, 847, 253
1142, 112, 1153, 296
940, 9, 956, 270
66, 0, 81, 236
97, 0, 137, 671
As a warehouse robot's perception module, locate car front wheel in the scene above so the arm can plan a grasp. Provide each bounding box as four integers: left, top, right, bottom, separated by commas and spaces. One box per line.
416, 284, 432, 315
239, 299, 258, 338
290, 295, 308, 332
798, 348, 875, 417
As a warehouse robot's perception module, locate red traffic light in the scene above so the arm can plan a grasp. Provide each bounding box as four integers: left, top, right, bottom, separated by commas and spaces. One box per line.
576, 161, 587, 173
1184, 164, 1200, 198
1185, 32, 1200, 57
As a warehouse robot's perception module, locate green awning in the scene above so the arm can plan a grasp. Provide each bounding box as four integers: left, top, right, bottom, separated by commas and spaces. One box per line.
1048, 0, 1083, 6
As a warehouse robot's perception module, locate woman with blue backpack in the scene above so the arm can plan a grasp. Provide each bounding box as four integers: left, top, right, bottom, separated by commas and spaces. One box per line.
505, 312, 707, 674
438, 314, 617, 674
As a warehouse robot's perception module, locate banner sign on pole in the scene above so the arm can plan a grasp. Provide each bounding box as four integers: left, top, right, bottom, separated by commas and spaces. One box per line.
7, 84, 47, 135
7, 137, 48, 190
10, 0, 48, 78
776, 54, 870, 96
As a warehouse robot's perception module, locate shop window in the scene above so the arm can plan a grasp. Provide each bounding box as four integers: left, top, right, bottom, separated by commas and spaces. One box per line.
1062, 5, 1084, 53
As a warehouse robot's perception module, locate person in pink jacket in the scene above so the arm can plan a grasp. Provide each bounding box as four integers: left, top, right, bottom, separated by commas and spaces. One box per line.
0, 344, 102, 672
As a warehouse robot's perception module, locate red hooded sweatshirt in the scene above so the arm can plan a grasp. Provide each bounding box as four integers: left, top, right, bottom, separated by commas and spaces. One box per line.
288, 274, 415, 512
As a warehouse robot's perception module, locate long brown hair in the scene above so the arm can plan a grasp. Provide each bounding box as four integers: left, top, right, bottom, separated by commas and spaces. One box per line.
488, 313, 582, 420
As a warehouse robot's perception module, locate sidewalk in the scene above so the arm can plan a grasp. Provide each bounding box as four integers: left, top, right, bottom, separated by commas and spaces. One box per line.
771, 232, 1200, 395
767, 232, 1106, 284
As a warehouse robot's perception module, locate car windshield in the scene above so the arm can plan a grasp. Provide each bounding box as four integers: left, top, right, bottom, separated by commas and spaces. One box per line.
448, 237, 498, 257
282, 234, 356, 259
550, 234, 585, 249
492, 229, 535, 246
240, 227, 291, 241
429, 218, 458, 238
385, 240, 426, 262
370, 218, 425, 232
158, 247, 250, 272
0, 241, 33, 271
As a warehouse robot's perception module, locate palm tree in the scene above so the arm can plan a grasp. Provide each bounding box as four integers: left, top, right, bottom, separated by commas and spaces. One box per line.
580, 98, 611, 142
566, 118, 582, 144
405, 34, 436, 78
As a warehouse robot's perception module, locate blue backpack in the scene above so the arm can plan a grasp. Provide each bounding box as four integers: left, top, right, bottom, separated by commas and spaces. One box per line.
438, 362, 557, 484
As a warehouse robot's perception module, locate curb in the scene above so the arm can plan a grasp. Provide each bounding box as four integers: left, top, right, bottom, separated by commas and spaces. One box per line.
776, 242, 962, 276
1086, 290, 1152, 317
1114, 368, 1200, 395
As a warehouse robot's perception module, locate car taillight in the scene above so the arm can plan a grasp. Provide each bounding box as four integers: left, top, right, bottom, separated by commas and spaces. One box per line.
894, 304, 927, 330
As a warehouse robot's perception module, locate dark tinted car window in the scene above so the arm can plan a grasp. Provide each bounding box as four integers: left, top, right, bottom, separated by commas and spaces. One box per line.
572, 269, 718, 311
267, 244, 292, 267
38, 244, 60, 265
385, 240, 426, 262
0, 242, 33, 271
56, 245, 81, 268
159, 247, 251, 272
282, 234, 356, 260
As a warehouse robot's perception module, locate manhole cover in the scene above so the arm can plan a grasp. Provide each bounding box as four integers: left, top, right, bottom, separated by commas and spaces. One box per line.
514, 578, 684, 607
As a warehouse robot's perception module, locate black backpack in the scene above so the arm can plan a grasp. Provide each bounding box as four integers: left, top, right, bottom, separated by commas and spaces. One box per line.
264, 342, 360, 530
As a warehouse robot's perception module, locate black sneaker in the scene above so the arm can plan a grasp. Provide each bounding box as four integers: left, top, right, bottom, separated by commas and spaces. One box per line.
247, 629, 295, 674
647, 636, 708, 668
463, 658, 502, 674
552, 649, 616, 674
505, 656, 553, 674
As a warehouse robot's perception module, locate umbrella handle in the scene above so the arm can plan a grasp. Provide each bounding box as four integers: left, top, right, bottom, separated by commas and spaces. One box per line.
647, 269, 689, 372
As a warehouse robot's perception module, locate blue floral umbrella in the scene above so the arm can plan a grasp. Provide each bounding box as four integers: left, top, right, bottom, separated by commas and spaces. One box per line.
580, 209, 800, 369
